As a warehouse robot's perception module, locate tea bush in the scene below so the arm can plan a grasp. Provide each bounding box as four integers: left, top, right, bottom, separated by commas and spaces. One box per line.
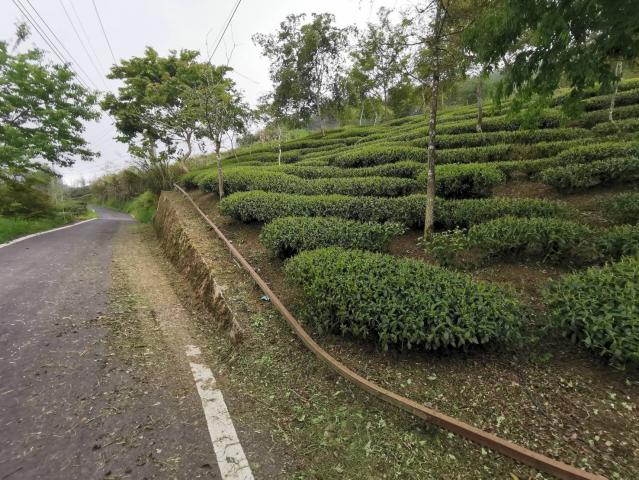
596, 224, 639, 261
418, 163, 506, 198
330, 145, 427, 168
601, 192, 639, 224
284, 247, 523, 350
437, 110, 562, 135
219, 191, 565, 228
541, 156, 639, 190
555, 141, 639, 165
571, 103, 639, 128
280, 161, 423, 180
592, 118, 639, 136
424, 128, 587, 149
260, 216, 404, 258
543, 255, 639, 365
582, 88, 639, 112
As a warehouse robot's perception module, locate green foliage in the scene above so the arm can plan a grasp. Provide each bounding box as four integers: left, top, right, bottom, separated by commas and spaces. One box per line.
195, 169, 418, 197
125, 191, 157, 223
436, 144, 514, 164
0, 178, 53, 217
571, 103, 639, 128
601, 192, 639, 224
429, 128, 588, 149
260, 216, 404, 258
330, 145, 427, 168
428, 217, 639, 265
284, 247, 523, 350
0, 215, 73, 244
555, 141, 639, 165
418, 163, 506, 198
592, 118, 639, 136
279, 161, 423, 180
435, 110, 562, 135
543, 255, 639, 365
219, 190, 565, 228
0, 39, 99, 179
541, 156, 639, 190
581, 88, 639, 111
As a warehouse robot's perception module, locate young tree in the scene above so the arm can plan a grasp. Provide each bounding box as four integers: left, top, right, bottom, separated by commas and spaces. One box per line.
101, 48, 207, 171
403, 1, 472, 237
0, 28, 99, 182
253, 13, 351, 134
184, 67, 249, 198
468, 0, 639, 117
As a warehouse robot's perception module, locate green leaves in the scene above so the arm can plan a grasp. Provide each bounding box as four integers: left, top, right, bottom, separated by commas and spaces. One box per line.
541, 156, 639, 191
0, 41, 99, 178
543, 255, 639, 366
284, 247, 523, 351
260, 216, 405, 258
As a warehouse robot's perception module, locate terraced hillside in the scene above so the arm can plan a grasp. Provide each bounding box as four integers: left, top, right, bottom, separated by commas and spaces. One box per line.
178, 80, 639, 478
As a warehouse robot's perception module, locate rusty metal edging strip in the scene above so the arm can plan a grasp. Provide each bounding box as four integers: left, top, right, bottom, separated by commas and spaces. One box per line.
173, 184, 606, 480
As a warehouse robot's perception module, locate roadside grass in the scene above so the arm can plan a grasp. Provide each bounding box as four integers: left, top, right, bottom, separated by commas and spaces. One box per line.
0, 209, 96, 244
101, 191, 157, 223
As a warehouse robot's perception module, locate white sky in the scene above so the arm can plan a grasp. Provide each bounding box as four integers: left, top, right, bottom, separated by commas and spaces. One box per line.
1, 0, 403, 184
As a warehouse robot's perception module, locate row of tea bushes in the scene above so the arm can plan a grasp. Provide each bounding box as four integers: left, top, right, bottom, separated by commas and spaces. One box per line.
284, 247, 523, 351
260, 216, 405, 258
218, 190, 566, 228
427, 217, 639, 265
541, 156, 639, 191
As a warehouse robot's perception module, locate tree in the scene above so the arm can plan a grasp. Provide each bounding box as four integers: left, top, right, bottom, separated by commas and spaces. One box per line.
101, 48, 207, 170
350, 8, 409, 121
0, 29, 99, 182
402, 1, 473, 237
468, 0, 639, 117
184, 67, 249, 198
253, 13, 351, 133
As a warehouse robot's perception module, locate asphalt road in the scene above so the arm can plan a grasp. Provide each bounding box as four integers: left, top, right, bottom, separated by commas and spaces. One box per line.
0, 208, 218, 479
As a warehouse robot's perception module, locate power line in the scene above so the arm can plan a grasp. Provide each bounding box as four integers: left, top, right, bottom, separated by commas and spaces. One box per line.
58, 0, 107, 89
91, 0, 117, 65
208, 0, 243, 62
69, 0, 107, 74
21, 0, 99, 90
11, 0, 91, 90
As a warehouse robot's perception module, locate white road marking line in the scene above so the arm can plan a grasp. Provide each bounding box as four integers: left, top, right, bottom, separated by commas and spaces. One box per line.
186, 345, 254, 480
0, 218, 98, 249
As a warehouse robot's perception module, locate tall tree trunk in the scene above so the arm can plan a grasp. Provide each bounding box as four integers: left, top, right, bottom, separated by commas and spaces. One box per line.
215, 139, 224, 198
277, 125, 282, 165
423, 0, 443, 239
359, 103, 365, 126
609, 61, 623, 123
476, 75, 484, 133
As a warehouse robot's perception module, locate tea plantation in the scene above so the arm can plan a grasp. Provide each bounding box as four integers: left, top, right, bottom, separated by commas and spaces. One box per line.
181, 80, 639, 366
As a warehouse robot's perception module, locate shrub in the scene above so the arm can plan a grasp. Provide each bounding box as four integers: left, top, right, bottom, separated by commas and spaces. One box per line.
541, 156, 639, 190
417, 163, 506, 198
463, 217, 594, 262
582, 88, 639, 112
280, 161, 423, 180
260, 216, 404, 258
571, 103, 639, 128
219, 190, 565, 228
420, 128, 588, 149
284, 247, 523, 350
436, 144, 514, 164
601, 192, 639, 224
428, 218, 639, 265
330, 145, 427, 168
435, 197, 566, 229
543, 255, 639, 365
437, 110, 562, 135
592, 118, 639, 136
555, 141, 639, 165
195, 169, 419, 197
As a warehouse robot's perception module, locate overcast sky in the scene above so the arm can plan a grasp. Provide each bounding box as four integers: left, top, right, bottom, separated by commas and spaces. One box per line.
2, 0, 404, 184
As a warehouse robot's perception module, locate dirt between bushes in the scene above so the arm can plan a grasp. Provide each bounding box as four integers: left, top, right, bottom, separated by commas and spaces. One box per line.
160, 188, 639, 480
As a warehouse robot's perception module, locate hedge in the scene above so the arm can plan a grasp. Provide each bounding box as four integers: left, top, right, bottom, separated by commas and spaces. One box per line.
330, 145, 427, 168
592, 118, 639, 136
555, 141, 639, 165
219, 190, 566, 228
437, 110, 562, 135
571, 103, 639, 128
416, 128, 588, 149
260, 216, 404, 258
429, 218, 639, 265
284, 247, 523, 350
280, 161, 423, 179
601, 192, 639, 224
417, 163, 506, 198
543, 255, 639, 365
582, 88, 639, 112
541, 156, 639, 190
197, 169, 419, 197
